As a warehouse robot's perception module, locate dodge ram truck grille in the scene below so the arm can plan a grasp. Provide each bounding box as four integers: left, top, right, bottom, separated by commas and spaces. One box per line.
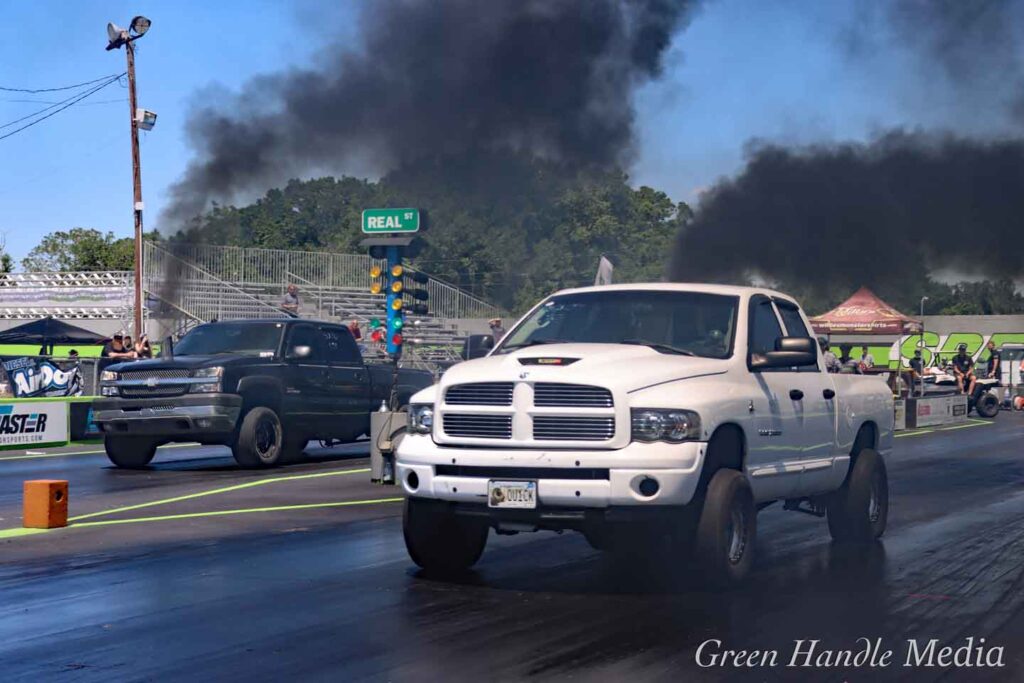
532, 416, 615, 441
119, 369, 190, 381
442, 413, 513, 439
445, 382, 514, 406
533, 383, 613, 408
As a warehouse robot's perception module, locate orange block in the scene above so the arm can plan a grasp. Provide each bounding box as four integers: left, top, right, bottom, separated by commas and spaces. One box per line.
23, 480, 68, 529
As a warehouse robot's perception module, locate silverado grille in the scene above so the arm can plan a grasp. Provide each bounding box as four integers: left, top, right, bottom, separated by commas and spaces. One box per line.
119, 386, 188, 399
533, 383, 613, 408
119, 369, 190, 381
441, 413, 513, 439
445, 382, 514, 406
532, 416, 615, 441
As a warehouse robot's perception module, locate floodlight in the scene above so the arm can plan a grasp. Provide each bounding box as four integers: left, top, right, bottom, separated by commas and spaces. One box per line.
106, 22, 127, 50
130, 16, 151, 36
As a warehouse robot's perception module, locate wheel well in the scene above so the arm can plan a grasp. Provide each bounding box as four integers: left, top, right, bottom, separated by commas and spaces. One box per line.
704, 423, 745, 474
852, 422, 877, 458
239, 382, 282, 414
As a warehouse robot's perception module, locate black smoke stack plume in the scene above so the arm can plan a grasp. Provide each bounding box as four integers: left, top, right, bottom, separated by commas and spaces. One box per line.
162, 0, 697, 228
670, 132, 1024, 303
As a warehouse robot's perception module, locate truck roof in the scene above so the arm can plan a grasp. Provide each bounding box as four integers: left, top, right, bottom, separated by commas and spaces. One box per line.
551, 282, 798, 302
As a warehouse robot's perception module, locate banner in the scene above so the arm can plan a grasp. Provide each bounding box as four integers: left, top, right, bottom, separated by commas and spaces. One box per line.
0, 401, 68, 446
0, 285, 126, 309
1, 357, 82, 398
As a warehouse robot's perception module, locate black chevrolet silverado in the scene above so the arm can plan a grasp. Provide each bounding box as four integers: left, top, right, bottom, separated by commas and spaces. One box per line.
93, 319, 433, 468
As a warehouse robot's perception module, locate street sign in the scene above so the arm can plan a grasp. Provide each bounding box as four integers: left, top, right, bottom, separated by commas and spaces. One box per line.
362, 208, 420, 234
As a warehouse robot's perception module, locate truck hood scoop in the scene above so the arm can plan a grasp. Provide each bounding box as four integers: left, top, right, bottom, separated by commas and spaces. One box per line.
446, 343, 727, 393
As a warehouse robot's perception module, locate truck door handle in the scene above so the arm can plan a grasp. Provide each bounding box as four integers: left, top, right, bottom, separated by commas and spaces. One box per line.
823, 388, 835, 400
789, 389, 804, 401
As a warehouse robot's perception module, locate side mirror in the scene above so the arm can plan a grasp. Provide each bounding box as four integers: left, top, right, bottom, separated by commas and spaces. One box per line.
461, 334, 494, 360
288, 345, 312, 360
750, 336, 818, 370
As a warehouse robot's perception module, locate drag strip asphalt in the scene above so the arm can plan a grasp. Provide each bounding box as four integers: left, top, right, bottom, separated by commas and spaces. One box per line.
0, 416, 1022, 682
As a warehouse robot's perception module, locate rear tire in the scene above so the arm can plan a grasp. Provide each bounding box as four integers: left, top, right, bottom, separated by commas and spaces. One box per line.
694, 469, 756, 585
975, 392, 999, 418
827, 449, 888, 542
232, 407, 284, 468
104, 435, 159, 469
403, 497, 488, 573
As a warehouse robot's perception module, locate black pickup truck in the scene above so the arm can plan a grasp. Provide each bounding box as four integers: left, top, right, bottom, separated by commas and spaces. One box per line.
93, 319, 433, 468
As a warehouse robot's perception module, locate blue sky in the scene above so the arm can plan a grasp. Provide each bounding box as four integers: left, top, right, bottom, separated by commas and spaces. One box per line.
0, 1, 1010, 265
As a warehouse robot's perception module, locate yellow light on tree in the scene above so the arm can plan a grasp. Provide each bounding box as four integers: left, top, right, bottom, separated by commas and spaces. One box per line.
391, 281, 403, 293
370, 282, 382, 295
369, 265, 382, 278
391, 298, 403, 311
391, 264, 404, 278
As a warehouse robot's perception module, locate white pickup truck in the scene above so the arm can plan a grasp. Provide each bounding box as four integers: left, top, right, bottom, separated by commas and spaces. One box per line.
397, 284, 894, 582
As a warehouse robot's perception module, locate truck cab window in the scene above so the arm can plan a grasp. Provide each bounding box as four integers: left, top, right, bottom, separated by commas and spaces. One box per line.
749, 299, 784, 355
288, 325, 325, 362
777, 301, 811, 338
321, 326, 361, 364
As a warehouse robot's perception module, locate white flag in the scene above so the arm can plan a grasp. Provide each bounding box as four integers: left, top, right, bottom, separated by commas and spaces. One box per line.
594, 256, 614, 286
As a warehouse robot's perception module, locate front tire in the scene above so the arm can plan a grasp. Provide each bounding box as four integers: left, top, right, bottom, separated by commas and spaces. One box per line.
827, 449, 888, 542
232, 407, 284, 468
403, 497, 488, 573
695, 469, 756, 585
975, 392, 999, 418
104, 435, 159, 469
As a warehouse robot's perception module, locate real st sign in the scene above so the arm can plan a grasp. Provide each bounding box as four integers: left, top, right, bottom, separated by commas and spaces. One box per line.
362, 208, 420, 234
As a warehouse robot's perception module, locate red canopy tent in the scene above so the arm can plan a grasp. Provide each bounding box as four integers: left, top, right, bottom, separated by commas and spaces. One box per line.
809, 287, 922, 336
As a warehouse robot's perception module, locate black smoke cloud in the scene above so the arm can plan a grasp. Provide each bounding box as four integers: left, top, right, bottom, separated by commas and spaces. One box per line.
670, 131, 1024, 295
163, 0, 697, 227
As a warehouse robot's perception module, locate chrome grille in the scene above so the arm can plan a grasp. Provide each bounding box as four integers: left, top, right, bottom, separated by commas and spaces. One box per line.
533, 416, 615, 441
442, 413, 512, 439
120, 386, 188, 399
533, 383, 613, 408
120, 369, 190, 381
445, 382, 514, 406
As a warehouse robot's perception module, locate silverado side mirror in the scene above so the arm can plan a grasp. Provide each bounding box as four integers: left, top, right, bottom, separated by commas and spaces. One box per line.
461, 334, 494, 360
749, 336, 818, 370
288, 345, 312, 360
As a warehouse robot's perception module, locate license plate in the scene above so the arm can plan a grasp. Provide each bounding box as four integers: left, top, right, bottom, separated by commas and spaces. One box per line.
488, 480, 537, 509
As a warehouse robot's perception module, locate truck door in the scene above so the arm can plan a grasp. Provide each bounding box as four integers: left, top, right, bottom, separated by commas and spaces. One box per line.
320, 324, 372, 439
774, 299, 839, 496
745, 296, 803, 500
283, 323, 331, 432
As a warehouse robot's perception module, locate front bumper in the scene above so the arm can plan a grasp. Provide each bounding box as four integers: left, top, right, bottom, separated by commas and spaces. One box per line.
396, 434, 707, 509
92, 394, 242, 438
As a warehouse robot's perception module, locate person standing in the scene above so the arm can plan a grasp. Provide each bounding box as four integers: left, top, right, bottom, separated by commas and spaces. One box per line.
985, 340, 1001, 379
135, 334, 153, 359
348, 319, 363, 341
281, 284, 301, 317
488, 318, 506, 345
819, 337, 842, 373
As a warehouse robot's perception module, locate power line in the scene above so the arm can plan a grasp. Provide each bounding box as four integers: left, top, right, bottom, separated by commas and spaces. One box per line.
0, 75, 124, 142
0, 73, 121, 94
0, 74, 125, 131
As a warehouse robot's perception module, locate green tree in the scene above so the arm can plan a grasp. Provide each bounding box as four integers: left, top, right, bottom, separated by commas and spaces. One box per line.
22, 228, 147, 272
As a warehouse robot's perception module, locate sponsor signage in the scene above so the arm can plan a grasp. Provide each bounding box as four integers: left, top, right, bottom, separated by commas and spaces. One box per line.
2, 358, 82, 398
0, 401, 68, 447
361, 208, 420, 234
911, 394, 968, 428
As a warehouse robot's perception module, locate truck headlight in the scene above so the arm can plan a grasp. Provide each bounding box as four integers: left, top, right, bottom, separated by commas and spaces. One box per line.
190, 366, 224, 393
100, 370, 119, 382
408, 404, 434, 435
630, 409, 701, 443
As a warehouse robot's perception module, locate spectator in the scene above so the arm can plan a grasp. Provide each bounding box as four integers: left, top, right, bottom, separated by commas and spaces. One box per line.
281, 284, 301, 317
819, 337, 842, 373
907, 349, 924, 396
859, 345, 875, 369
489, 318, 506, 345
135, 334, 153, 359
348, 319, 362, 341
839, 344, 852, 364
101, 332, 135, 360
952, 343, 976, 395
985, 340, 1001, 379
68, 349, 79, 361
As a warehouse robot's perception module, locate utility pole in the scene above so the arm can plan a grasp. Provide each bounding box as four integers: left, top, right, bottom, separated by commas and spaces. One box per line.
106, 16, 152, 338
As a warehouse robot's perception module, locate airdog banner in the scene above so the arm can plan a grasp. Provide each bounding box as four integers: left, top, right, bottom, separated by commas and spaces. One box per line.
1, 357, 83, 398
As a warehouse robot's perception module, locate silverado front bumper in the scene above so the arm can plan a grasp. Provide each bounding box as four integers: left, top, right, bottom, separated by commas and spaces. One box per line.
396, 434, 707, 509
92, 394, 242, 438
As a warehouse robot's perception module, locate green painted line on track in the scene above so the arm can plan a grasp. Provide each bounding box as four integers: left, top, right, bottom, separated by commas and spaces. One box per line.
68, 467, 372, 522
0, 527, 49, 539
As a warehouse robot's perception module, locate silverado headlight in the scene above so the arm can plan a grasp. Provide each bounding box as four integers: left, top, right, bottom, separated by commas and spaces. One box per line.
408, 404, 434, 435
100, 370, 119, 382
190, 366, 224, 393
630, 409, 701, 443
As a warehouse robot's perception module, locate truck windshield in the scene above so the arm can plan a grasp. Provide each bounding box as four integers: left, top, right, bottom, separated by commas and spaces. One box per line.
174, 322, 285, 356
497, 290, 738, 359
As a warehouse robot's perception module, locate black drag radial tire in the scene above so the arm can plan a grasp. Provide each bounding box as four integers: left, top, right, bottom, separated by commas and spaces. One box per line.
827, 448, 888, 542
232, 406, 284, 468
403, 497, 488, 573
695, 469, 757, 585
975, 392, 999, 418
104, 435, 159, 469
